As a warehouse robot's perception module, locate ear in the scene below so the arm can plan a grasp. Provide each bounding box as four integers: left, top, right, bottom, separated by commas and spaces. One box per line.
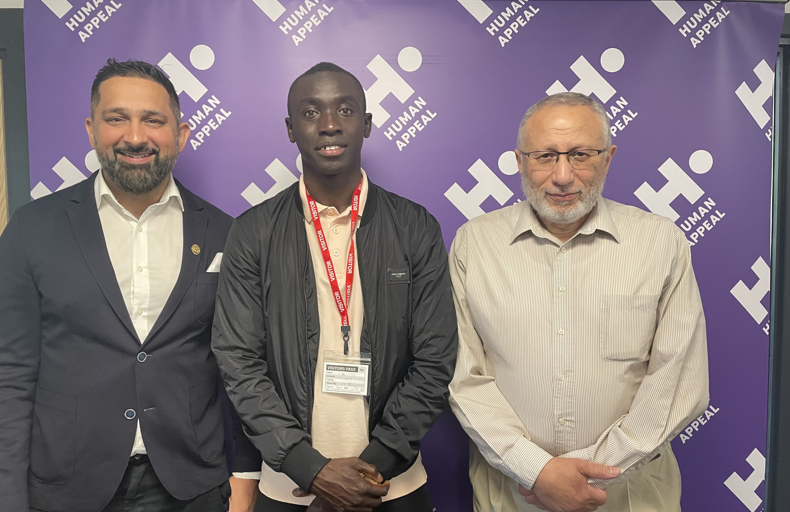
85, 117, 97, 148
363, 112, 373, 138
177, 122, 191, 153
602, 144, 617, 177
515, 149, 526, 177
285, 117, 296, 143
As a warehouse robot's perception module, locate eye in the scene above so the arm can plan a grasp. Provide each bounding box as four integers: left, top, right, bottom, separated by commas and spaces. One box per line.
534, 152, 558, 163
339, 107, 353, 115
304, 109, 319, 118
569, 150, 594, 161
146, 119, 165, 125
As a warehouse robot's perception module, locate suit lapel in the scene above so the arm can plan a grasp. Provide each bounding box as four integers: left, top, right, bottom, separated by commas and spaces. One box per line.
144, 184, 207, 344
68, 174, 140, 342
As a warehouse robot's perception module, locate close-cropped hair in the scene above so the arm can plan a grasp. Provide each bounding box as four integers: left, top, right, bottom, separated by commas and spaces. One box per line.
287, 61, 367, 116
517, 92, 611, 149
90, 58, 181, 121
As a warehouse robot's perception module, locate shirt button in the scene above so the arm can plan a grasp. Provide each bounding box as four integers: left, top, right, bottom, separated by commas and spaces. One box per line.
137, 352, 147, 363
333, 227, 340, 234
559, 286, 566, 292
137, 308, 143, 316
558, 329, 565, 335
333, 249, 340, 257
327, 210, 336, 216
559, 419, 566, 426
560, 247, 567, 253
137, 266, 143, 273
559, 375, 565, 381
125, 409, 136, 420
137, 227, 143, 233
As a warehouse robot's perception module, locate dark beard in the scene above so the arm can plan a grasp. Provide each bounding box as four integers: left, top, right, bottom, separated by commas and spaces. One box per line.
97, 144, 178, 195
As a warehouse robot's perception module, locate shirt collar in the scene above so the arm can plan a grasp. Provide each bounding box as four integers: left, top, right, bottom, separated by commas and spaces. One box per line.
510, 197, 620, 244
94, 170, 184, 212
299, 169, 369, 224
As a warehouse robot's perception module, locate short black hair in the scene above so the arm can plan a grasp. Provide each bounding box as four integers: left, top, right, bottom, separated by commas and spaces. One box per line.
287, 62, 366, 117
90, 58, 180, 121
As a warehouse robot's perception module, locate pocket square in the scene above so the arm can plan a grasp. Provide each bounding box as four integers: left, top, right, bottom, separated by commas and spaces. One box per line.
207, 252, 223, 273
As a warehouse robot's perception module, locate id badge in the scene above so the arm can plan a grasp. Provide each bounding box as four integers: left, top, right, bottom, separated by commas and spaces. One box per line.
322, 351, 371, 396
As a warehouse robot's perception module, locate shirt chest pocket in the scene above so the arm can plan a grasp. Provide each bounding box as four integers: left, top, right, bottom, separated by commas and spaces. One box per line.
599, 294, 660, 362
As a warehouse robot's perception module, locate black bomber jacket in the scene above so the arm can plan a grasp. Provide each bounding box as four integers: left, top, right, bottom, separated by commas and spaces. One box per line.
212, 181, 458, 492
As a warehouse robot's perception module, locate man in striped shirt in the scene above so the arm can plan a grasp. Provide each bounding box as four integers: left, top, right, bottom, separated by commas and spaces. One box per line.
449, 92, 709, 512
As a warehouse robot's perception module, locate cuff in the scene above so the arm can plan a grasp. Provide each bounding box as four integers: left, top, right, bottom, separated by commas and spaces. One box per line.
280, 439, 330, 492
505, 437, 554, 490
232, 471, 262, 480
359, 438, 406, 481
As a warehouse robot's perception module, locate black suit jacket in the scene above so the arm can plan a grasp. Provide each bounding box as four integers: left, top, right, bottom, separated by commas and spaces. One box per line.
0, 173, 258, 512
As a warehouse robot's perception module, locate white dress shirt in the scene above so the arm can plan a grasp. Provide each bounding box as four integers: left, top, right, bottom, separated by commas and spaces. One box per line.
94, 171, 184, 456
448, 198, 709, 507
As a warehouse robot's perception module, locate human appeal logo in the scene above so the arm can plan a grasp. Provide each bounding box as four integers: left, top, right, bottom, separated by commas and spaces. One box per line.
731, 256, 770, 335
445, 151, 520, 220
364, 47, 438, 152
157, 45, 233, 151
242, 155, 302, 206
724, 448, 766, 512
736, 60, 774, 141
250, 0, 335, 47
41, 0, 125, 43
31, 150, 99, 200
456, 0, 541, 47
548, 48, 638, 140
652, 0, 731, 49
634, 150, 726, 247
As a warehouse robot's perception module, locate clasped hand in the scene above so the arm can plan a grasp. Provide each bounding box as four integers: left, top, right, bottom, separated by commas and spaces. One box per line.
518, 458, 620, 512
293, 457, 389, 512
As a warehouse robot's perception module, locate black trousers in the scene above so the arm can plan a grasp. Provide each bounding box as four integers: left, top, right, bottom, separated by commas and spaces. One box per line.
97, 455, 230, 512
254, 484, 433, 512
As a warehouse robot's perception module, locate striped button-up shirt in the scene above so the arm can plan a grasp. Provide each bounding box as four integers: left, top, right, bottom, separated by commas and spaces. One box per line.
448, 198, 709, 493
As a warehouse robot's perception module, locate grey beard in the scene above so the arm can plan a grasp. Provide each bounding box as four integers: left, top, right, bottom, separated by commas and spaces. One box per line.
522, 174, 605, 225
98, 149, 177, 195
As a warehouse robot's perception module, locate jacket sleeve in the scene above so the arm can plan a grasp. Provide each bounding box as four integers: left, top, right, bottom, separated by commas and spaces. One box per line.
359, 212, 458, 480
211, 217, 329, 492
0, 211, 41, 512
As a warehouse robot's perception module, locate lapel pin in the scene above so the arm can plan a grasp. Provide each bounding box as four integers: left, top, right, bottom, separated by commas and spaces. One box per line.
191, 244, 201, 255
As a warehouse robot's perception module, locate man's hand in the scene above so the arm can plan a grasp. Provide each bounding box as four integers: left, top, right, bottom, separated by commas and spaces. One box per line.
518, 484, 549, 510
530, 458, 620, 512
308, 457, 390, 512
228, 476, 259, 512
306, 497, 326, 512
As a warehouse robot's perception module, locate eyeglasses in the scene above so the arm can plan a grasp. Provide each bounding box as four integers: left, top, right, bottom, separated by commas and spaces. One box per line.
518, 148, 607, 170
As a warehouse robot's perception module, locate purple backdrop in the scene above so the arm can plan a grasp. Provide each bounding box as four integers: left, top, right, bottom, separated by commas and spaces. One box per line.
24, 1, 783, 510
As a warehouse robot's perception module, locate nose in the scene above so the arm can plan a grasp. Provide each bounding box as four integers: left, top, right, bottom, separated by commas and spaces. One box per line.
551, 155, 574, 186
318, 110, 341, 135
124, 119, 150, 146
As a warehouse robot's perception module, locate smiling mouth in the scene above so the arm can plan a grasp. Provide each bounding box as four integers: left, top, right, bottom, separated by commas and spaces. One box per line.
547, 192, 580, 203
318, 144, 345, 157
116, 149, 157, 162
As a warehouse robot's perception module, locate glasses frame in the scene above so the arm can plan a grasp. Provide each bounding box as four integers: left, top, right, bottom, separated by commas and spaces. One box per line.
517, 148, 608, 170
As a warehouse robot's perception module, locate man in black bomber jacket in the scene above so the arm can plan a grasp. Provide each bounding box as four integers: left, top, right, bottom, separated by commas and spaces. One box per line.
211, 63, 458, 512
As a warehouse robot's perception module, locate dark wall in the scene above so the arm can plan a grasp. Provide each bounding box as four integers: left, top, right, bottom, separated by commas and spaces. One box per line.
0, 8, 29, 217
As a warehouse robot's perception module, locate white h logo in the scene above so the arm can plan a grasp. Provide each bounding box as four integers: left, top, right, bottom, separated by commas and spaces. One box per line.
251, 0, 287, 21
652, 0, 685, 24
242, 156, 302, 206
724, 448, 765, 512
31, 151, 100, 200
41, 0, 72, 18
730, 257, 770, 324
445, 151, 519, 220
457, 0, 493, 23
736, 60, 774, 129
546, 48, 625, 104
634, 150, 712, 222
364, 47, 423, 128
158, 45, 216, 104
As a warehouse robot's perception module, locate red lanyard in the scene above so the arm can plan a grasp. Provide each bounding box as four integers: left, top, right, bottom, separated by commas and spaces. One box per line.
305, 178, 363, 355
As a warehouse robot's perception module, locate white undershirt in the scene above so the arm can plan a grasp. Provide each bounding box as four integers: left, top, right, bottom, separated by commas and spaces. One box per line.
94, 171, 184, 456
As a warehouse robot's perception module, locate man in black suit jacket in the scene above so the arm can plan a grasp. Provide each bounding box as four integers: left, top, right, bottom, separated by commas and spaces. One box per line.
0, 59, 258, 512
